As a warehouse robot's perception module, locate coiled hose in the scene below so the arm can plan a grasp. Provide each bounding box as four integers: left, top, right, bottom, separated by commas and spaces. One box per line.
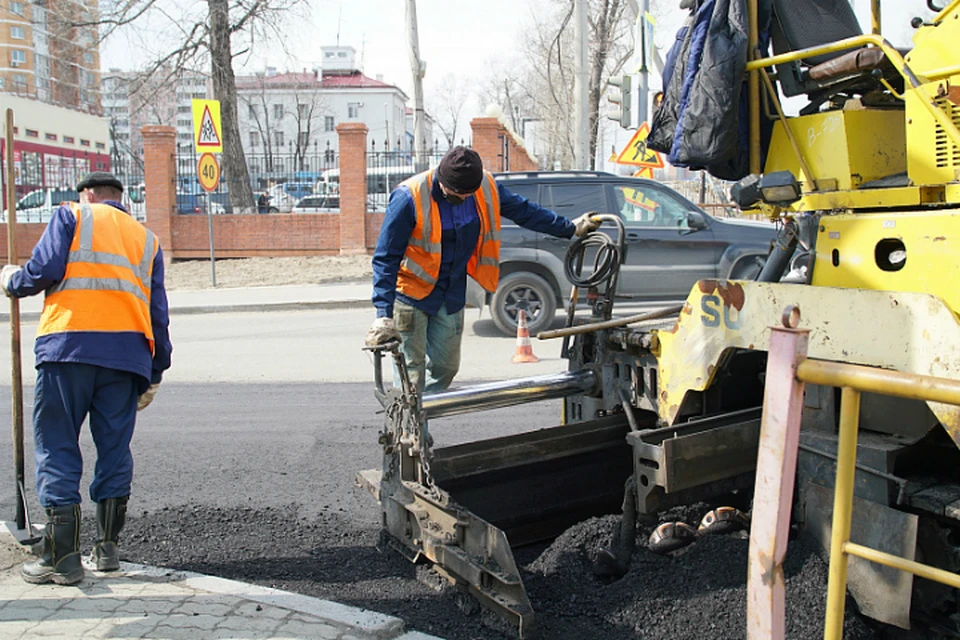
564, 230, 622, 288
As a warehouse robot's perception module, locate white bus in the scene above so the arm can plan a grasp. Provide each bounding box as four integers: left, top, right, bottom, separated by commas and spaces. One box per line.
316, 164, 418, 212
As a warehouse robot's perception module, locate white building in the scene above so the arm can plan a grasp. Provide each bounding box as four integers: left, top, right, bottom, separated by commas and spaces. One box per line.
235, 46, 431, 181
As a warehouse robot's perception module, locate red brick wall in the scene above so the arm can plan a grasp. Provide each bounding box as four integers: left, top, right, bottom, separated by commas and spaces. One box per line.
142, 125, 177, 262
0, 224, 46, 262
366, 213, 384, 251
337, 122, 369, 255
470, 117, 540, 173
171, 214, 342, 258
471, 118, 503, 172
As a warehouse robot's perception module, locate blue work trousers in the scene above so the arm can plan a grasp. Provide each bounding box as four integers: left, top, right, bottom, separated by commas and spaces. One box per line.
394, 300, 464, 393
33, 362, 139, 507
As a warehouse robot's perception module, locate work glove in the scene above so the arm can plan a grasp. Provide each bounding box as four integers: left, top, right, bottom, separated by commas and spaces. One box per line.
365, 317, 401, 347
573, 212, 602, 237
137, 384, 160, 412
1, 264, 21, 296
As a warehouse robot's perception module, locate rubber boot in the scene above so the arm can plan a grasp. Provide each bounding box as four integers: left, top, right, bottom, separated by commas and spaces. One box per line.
21, 504, 84, 585
90, 496, 128, 571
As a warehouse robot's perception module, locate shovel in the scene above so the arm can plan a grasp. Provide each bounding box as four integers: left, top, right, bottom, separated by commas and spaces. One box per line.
4, 108, 39, 546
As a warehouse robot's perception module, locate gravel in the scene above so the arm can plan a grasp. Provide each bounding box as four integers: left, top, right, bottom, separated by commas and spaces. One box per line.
164, 255, 372, 290
123, 256, 885, 638
112, 500, 881, 640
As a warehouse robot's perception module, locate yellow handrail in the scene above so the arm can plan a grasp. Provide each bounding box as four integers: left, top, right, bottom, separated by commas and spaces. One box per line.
788, 359, 960, 639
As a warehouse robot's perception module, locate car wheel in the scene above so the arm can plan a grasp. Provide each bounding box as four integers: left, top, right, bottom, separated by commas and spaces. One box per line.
268, 206, 279, 213
730, 256, 765, 281
491, 272, 557, 337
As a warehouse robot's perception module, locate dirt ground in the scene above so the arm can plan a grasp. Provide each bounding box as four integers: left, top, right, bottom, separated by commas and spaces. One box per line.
163, 255, 372, 291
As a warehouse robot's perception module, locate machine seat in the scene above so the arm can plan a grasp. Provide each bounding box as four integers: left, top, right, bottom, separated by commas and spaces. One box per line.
807, 47, 888, 84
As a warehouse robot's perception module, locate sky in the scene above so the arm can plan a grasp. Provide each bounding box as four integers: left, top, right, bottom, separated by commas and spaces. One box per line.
100, 0, 939, 129
101, 0, 537, 122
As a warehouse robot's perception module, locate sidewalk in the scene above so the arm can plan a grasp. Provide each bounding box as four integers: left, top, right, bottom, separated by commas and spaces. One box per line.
0, 282, 443, 640
0, 283, 374, 321
0, 524, 441, 640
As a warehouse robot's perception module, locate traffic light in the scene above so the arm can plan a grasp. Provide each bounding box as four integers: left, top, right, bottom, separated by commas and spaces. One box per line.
606, 75, 632, 129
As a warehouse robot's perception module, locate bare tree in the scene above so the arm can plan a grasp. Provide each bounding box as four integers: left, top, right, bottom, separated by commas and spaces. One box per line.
239, 75, 276, 171
208, 0, 255, 212
478, 0, 633, 170
91, 0, 306, 213
290, 86, 325, 171
429, 73, 471, 149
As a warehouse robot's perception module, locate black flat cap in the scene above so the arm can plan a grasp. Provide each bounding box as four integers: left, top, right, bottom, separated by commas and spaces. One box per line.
77, 171, 124, 193
436, 146, 483, 194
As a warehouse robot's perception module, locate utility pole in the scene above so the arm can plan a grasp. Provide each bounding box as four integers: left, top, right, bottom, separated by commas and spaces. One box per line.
638, 0, 651, 127
406, 0, 428, 171
573, 0, 589, 170
627, 0, 653, 126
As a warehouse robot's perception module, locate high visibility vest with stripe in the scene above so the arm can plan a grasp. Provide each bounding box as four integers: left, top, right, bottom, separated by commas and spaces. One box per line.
37, 203, 158, 354
397, 170, 501, 299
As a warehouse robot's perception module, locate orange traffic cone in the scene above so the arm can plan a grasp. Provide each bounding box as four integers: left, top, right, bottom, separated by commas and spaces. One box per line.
511, 309, 540, 364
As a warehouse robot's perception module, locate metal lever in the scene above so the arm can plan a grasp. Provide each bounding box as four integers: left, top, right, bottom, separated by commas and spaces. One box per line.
363, 340, 401, 407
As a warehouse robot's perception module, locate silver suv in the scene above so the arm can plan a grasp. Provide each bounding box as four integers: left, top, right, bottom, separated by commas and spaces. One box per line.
476, 171, 778, 336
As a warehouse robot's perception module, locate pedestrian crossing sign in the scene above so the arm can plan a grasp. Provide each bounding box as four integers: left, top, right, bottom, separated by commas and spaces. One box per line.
192, 99, 222, 154
616, 122, 663, 169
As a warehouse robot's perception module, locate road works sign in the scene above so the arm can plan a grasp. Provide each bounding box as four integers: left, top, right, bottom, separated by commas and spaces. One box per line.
192, 99, 222, 154
197, 153, 220, 192
616, 122, 664, 169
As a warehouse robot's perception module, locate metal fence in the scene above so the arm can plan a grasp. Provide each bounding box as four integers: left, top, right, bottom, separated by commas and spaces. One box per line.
174, 143, 339, 215
0, 150, 145, 223
361, 148, 445, 211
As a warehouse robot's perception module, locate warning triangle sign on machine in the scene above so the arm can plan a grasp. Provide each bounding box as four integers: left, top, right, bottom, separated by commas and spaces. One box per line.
197, 105, 221, 148
615, 122, 664, 169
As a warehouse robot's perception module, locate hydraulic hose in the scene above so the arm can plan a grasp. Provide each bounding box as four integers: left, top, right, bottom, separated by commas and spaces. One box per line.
564, 224, 623, 288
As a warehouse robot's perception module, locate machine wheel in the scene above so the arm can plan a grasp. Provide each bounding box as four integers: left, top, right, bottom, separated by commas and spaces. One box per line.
491, 272, 557, 336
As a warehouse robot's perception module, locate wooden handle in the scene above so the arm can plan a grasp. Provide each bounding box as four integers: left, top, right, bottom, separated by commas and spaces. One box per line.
6, 107, 25, 530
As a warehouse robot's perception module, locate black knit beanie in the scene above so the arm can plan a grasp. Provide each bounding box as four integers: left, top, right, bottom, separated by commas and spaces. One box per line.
436, 146, 483, 193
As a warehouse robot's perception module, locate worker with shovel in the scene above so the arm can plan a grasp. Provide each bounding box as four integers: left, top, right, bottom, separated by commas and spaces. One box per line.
1, 171, 172, 585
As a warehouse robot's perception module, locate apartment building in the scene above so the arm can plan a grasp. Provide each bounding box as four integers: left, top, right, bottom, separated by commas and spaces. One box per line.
102, 68, 210, 162
0, 0, 100, 113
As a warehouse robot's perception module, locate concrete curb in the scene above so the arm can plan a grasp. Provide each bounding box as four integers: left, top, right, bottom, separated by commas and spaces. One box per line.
0, 299, 371, 322
0, 523, 444, 640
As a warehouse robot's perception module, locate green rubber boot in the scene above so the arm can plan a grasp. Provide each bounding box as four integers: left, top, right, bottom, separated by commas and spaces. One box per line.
90, 497, 128, 571
21, 504, 84, 585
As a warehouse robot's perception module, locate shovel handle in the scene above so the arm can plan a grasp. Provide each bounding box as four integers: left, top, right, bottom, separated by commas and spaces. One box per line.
5, 108, 25, 531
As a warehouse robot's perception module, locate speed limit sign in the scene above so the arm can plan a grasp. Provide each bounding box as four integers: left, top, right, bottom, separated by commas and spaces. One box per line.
197, 153, 220, 192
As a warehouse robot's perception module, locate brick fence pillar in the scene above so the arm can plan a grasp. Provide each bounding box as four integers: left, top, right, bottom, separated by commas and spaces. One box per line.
337, 122, 369, 255
470, 117, 503, 173
141, 125, 176, 264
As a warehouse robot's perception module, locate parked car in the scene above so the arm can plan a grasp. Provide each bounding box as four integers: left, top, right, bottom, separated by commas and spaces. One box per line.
266, 182, 314, 212
2, 187, 79, 223
291, 194, 340, 213
177, 192, 226, 215
473, 171, 778, 336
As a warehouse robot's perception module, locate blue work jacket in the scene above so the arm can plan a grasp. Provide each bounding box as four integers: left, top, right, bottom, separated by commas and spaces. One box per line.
372, 180, 574, 318
7, 201, 172, 392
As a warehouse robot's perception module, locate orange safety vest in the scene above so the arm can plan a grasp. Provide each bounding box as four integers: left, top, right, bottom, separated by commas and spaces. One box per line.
37, 202, 158, 354
396, 170, 502, 299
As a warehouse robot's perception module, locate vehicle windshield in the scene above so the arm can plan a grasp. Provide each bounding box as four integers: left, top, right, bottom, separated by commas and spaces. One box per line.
612, 183, 702, 229
17, 190, 44, 210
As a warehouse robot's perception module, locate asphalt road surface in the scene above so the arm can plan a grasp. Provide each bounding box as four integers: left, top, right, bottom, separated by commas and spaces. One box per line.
0, 308, 883, 639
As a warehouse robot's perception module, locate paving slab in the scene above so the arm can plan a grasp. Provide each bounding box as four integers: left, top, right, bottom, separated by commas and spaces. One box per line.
0, 524, 443, 640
